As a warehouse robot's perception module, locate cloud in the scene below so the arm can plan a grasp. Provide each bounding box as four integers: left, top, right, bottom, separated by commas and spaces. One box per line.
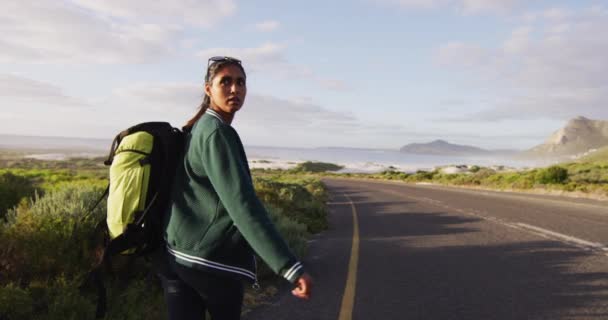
108, 82, 373, 136
82, 82, 433, 147
0, 74, 105, 138
254, 20, 280, 32
0, 1, 235, 64
197, 43, 350, 91
236, 95, 447, 147
502, 26, 531, 54
378, 0, 443, 10
198, 43, 291, 72
111, 83, 203, 112
0, 74, 88, 107
318, 79, 352, 91
237, 94, 358, 128
459, 0, 520, 14
68, 0, 236, 27
107, 82, 357, 127
2, 78, 530, 149
373, 0, 523, 14
436, 42, 491, 67
541, 7, 573, 20
474, 89, 608, 121
435, 5, 608, 121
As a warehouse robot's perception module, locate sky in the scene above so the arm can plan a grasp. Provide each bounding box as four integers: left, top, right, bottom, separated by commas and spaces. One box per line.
1, 0, 607, 150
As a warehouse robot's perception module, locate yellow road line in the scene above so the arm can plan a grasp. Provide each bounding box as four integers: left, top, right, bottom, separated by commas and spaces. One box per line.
338, 193, 360, 320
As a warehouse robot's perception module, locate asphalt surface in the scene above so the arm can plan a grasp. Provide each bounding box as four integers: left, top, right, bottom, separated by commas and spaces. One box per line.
244, 178, 608, 320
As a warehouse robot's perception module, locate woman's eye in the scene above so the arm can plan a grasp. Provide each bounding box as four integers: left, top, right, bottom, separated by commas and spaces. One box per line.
220, 78, 230, 85
237, 79, 245, 86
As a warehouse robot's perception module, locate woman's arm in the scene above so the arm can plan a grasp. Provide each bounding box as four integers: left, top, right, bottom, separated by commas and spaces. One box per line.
202, 127, 305, 283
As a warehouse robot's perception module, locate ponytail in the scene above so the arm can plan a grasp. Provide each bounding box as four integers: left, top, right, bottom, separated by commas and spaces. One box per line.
183, 95, 210, 132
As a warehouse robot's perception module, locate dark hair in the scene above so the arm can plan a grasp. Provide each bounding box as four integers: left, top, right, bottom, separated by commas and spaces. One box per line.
183, 60, 247, 132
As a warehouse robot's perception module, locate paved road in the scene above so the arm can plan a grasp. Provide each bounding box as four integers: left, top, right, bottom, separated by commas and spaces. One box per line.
244, 178, 608, 320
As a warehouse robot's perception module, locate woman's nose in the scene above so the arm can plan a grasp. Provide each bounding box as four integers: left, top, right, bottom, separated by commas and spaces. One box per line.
230, 84, 239, 94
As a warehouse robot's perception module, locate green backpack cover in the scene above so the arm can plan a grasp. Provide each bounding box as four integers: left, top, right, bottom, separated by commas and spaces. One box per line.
88, 122, 183, 318
107, 131, 153, 240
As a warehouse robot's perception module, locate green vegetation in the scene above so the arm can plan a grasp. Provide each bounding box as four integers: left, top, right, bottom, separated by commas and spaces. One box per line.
535, 165, 568, 184
577, 146, 608, 163
254, 175, 328, 234
0, 156, 329, 319
291, 161, 343, 173
0, 154, 108, 191
1, 155, 107, 172
335, 161, 608, 199
0, 172, 38, 220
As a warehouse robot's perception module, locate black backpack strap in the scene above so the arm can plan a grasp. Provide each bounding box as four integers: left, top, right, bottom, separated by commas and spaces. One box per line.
104, 129, 131, 166
106, 225, 145, 256
72, 184, 109, 234
90, 267, 107, 319
133, 192, 159, 226
88, 224, 146, 319
70, 184, 109, 246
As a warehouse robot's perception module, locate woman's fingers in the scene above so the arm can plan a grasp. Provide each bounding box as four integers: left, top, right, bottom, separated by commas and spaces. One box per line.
291, 274, 312, 299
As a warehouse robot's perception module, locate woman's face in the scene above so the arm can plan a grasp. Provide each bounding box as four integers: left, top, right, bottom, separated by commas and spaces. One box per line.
205, 64, 247, 116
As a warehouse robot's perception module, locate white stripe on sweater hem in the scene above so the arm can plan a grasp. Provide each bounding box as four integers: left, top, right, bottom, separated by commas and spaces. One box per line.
167, 247, 255, 280
284, 262, 302, 280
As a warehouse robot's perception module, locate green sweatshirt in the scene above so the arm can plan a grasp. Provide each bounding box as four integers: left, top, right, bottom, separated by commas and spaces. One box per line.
164, 110, 304, 284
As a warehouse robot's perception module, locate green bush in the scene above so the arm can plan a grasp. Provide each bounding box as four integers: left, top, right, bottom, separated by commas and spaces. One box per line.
102, 278, 166, 320
406, 170, 437, 181
254, 177, 328, 233
291, 161, 343, 173
535, 166, 569, 184
31, 277, 96, 320
0, 183, 107, 319
566, 162, 608, 184
0, 170, 329, 319
0, 168, 107, 192
0, 283, 34, 319
377, 170, 410, 180
0, 184, 106, 282
334, 162, 605, 197
0, 172, 37, 220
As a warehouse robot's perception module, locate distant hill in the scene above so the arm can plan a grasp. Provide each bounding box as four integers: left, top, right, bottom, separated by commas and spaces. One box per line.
399, 139, 491, 156
526, 116, 608, 157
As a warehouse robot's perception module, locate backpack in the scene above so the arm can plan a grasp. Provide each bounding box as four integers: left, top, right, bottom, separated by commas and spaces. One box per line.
104, 122, 183, 254
86, 122, 184, 318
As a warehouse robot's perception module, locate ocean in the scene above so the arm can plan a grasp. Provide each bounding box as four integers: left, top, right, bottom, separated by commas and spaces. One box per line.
0, 134, 550, 173
245, 146, 551, 172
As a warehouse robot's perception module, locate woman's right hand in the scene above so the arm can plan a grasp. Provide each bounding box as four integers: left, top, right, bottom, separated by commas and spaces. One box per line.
291, 273, 313, 300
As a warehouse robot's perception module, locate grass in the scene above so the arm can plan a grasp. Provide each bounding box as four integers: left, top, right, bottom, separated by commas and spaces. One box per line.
576, 146, 608, 163
328, 161, 608, 200
0, 156, 329, 319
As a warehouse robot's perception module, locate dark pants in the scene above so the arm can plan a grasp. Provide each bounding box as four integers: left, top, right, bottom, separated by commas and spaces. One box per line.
155, 250, 244, 320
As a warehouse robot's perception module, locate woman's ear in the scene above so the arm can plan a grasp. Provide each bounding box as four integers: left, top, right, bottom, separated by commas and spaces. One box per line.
204, 82, 211, 97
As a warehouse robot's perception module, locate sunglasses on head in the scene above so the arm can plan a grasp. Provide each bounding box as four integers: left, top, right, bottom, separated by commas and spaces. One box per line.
207, 56, 242, 68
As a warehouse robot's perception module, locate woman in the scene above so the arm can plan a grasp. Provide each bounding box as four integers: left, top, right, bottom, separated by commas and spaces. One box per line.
156, 56, 313, 320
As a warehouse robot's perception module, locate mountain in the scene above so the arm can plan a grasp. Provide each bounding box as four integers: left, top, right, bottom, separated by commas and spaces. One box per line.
577, 146, 608, 162
527, 116, 608, 157
399, 139, 491, 156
